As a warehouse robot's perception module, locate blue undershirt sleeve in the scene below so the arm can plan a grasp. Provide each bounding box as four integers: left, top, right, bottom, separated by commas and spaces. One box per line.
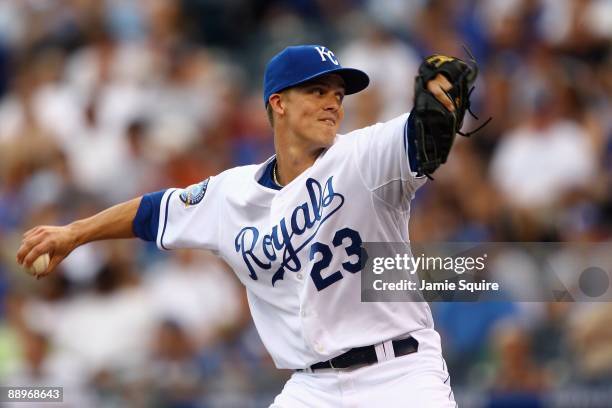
132, 190, 166, 242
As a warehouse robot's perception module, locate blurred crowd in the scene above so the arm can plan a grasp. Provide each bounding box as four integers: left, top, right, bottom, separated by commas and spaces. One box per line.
0, 0, 610, 406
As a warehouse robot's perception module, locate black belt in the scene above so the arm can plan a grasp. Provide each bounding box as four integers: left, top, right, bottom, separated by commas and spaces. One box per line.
301, 336, 419, 372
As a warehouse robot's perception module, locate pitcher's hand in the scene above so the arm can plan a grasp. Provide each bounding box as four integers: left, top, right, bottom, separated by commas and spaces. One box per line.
16, 225, 79, 278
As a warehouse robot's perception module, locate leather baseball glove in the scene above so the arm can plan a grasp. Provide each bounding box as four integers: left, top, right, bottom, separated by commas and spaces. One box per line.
411, 52, 490, 179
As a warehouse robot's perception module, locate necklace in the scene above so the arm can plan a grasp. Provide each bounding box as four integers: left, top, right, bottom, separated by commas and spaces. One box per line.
272, 161, 283, 187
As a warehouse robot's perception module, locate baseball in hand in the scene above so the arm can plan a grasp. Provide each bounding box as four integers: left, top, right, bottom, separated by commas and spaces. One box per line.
27, 253, 50, 276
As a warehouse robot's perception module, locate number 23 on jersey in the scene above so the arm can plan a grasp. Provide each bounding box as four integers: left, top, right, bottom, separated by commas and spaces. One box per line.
310, 227, 367, 291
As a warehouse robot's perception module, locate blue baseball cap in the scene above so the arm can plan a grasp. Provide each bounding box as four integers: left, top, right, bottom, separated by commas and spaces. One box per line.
263, 45, 370, 106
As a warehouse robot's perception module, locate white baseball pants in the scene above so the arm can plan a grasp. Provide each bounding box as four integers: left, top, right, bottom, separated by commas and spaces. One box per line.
271, 330, 457, 408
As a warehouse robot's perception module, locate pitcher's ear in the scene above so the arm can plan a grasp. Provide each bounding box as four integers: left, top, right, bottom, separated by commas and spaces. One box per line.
269, 93, 285, 116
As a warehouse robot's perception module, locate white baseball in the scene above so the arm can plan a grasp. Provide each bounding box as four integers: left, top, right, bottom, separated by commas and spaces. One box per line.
27, 253, 50, 276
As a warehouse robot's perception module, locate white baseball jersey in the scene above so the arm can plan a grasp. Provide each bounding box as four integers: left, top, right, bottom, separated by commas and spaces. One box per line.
144, 112, 434, 369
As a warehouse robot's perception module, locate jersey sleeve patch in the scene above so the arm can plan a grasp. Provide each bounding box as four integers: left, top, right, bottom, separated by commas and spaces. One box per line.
179, 178, 210, 206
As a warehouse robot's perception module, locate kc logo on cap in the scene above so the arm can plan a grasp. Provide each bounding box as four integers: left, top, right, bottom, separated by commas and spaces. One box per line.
263, 45, 369, 106
315, 46, 339, 65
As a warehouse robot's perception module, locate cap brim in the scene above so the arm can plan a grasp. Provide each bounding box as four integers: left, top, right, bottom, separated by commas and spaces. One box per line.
274, 67, 370, 97
331, 68, 370, 95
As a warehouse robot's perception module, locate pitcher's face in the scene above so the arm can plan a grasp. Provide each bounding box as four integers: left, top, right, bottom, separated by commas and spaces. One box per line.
279, 74, 346, 148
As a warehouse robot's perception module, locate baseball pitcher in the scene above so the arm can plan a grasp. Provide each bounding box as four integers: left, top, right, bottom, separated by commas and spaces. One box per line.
17, 45, 481, 407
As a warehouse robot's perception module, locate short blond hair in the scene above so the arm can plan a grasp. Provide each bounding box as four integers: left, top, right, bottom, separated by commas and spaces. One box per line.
266, 103, 274, 126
